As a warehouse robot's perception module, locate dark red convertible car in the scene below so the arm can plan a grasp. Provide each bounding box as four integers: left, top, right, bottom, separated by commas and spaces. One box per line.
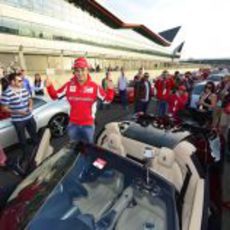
0, 113, 224, 230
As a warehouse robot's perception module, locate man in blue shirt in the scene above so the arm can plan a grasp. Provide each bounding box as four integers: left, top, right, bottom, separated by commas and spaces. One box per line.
1, 73, 38, 171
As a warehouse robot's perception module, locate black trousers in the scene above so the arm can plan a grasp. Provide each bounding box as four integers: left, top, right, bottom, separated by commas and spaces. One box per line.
119, 90, 128, 109
13, 117, 38, 159
136, 101, 150, 114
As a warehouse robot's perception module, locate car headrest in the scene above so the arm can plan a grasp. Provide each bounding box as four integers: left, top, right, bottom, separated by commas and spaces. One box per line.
105, 122, 120, 134
173, 141, 196, 157
157, 147, 175, 168
106, 133, 125, 156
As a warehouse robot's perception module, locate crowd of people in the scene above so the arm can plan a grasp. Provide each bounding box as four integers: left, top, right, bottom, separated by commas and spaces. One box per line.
0, 69, 45, 97
100, 66, 229, 160
0, 58, 230, 175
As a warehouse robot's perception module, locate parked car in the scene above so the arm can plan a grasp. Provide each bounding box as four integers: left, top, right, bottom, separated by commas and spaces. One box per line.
0, 143, 179, 230
96, 113, 224, 229
114, 80, 154, 103
189, 81, 219, 108
207, 73, 226, 82
0, 96, 70, 149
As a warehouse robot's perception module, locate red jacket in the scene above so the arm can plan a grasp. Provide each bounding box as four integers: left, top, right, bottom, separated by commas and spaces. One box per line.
168, 92, 189, 115
168, 77, 175, 90
47, 75, 114, 125
155, 78, 173, 101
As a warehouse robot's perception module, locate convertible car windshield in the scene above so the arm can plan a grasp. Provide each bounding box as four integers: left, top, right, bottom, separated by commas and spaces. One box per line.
0, 145, 179, 230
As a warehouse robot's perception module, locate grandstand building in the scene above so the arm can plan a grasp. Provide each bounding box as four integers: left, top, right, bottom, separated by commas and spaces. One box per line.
0, 0, 183, 73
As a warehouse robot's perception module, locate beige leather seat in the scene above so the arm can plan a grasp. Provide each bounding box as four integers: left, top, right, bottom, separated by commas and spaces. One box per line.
151, 147, 183, 191
35, 128, 53, 166
188, 178, 205, 230
101, 133, 126, 157
173, 141, 204, 230
97, 123, 126, 156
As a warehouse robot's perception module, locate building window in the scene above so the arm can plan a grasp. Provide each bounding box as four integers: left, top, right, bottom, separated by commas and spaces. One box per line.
0, 17, 19, 35
19, 21, 33, 37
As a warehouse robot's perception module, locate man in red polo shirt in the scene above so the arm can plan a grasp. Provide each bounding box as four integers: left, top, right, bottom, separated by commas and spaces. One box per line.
155, 70, 174, 116
46, 57, 114, 144
168, 85, 189, 116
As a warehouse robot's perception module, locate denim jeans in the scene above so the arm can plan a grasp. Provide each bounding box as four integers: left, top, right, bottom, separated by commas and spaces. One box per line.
157, 100, 168, 117
67, 123, 95, 143
119, 89, 128, 109
12, 117, 38, 157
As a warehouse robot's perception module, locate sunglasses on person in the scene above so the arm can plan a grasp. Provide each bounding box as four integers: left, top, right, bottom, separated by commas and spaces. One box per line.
16, 78, 23, 83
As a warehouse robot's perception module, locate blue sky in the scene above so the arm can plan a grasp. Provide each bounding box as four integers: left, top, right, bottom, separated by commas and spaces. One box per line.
98, 0, 230, 59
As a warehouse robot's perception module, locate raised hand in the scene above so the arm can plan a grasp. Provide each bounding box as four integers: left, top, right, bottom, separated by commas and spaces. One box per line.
45, 75, 52, 87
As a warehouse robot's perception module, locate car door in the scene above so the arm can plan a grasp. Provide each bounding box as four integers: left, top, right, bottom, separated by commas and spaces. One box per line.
31, 97, 49, 129
0, 118, 17, 148
0, 98, 47, 149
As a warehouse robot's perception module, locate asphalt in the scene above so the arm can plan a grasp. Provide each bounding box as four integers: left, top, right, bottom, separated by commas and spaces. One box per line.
3, 100, 230, 230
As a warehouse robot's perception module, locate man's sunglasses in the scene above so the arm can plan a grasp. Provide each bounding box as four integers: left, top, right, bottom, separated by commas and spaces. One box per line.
16, 78, 22, 83
205, 85, 212, 89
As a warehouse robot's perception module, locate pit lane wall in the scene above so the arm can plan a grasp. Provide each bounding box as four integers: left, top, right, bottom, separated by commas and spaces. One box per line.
0, 33, 176, 74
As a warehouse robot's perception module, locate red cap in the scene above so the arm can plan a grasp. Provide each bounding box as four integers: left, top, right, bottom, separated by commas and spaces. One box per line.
73, 57, 89, 69
178, 85, 186, 91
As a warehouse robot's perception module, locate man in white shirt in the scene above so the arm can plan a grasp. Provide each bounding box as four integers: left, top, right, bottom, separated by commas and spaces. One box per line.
118, 67, 128, 110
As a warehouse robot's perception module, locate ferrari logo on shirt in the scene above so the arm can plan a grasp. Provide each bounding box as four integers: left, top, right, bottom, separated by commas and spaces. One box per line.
70, 86, 76, 92
84, 87, 94, 94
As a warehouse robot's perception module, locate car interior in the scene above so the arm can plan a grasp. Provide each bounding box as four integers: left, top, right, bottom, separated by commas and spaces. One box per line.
28, 151, 170, 230
97, 122, 206, 230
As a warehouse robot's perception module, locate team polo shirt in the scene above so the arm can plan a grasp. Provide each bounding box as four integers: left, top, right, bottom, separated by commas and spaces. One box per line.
1, 87, 32, 122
